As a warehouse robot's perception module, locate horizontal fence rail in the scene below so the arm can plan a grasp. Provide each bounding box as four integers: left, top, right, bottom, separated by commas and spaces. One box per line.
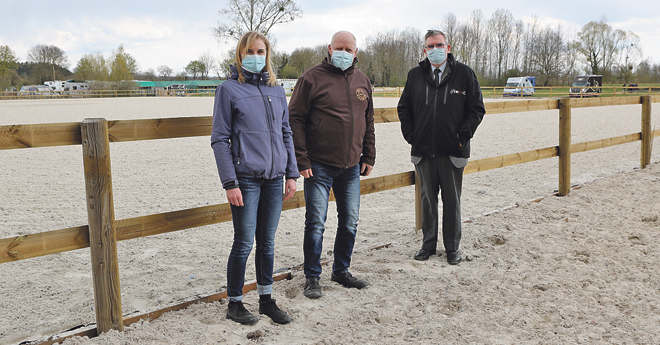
3, 86, 660, 100
1, 95, 658, 340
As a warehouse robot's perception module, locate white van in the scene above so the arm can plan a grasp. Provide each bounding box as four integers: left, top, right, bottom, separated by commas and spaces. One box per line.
503, 76, 535, 97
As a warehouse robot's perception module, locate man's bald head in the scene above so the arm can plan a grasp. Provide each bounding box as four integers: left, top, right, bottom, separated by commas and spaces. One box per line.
328, 31, 358, 57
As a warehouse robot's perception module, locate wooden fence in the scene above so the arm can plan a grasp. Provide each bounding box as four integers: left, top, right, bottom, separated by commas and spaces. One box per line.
3, 86, 659, 100
1, 95, 659, 343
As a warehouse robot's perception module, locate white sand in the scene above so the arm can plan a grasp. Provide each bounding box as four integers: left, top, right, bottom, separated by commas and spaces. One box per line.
1, 97, 659, 344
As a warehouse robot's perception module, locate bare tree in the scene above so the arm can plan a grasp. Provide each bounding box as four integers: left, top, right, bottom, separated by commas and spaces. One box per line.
615, 31, 642, 83
529, 26, 565, 85
212, 0, 302, 42
286, 44, 326, 77
575, 18, 621, 77
157, 65, 173, 80
364, 28, 422, 86
198, 51, 216, 79
489, 9, 514, 81
27, 44, 69, 81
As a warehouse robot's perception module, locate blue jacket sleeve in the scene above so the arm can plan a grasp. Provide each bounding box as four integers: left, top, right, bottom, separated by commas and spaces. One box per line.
280, 89, 300, 179
210, 84, 238, 189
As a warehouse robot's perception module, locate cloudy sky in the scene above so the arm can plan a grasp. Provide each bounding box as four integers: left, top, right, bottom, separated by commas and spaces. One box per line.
2, 0, 659, 76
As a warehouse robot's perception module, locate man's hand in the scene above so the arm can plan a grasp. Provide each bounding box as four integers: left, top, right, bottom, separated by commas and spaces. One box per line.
226, 188, 243, 206
284, 178, 297, 201
300, 168, 313, 178
360, 163, 373, 176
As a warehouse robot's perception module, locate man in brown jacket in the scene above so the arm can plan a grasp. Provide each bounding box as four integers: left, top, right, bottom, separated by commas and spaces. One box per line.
289, 30, 376, 299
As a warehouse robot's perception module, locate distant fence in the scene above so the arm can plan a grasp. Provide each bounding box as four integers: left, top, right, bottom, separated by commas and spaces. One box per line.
0, 88, 216, 100
3, 86, 660, 101
371, 86, 660, 99
1, 96, 659, 343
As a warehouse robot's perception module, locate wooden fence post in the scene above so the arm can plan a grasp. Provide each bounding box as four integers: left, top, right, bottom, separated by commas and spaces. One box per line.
641, 95, 652, 168
558, 98, 572, 196
414, 169, 422, 231
81, 118, 123, 334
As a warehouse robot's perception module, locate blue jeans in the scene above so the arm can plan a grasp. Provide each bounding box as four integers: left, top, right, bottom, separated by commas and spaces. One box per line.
303, 161, 361, 278
227, 177, 283, 302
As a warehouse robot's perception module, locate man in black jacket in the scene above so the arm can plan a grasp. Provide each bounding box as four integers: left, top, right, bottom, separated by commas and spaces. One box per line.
397, 30, 485, 265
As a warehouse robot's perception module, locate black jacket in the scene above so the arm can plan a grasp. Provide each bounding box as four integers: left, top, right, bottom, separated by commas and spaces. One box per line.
397, 54, 485, 158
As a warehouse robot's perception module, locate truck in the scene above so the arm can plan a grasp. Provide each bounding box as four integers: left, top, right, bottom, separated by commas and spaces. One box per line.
569, 75, 602, 98
503, 76, 535, 97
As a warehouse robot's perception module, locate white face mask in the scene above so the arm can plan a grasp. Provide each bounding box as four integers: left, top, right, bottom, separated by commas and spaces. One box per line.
426, 47, 446, 65
331, 50, 354, 70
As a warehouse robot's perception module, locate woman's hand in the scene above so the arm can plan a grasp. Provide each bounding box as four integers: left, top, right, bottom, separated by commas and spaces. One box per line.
226, 188, 244, 206
283, 178, 297, 201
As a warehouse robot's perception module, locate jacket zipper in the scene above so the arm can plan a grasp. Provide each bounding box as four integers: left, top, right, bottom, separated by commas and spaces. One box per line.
344, 74, 355, 169
256, 82, 275, 176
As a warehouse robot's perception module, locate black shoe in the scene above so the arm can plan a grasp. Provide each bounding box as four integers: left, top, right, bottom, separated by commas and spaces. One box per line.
304, 277, 322, 299
414, 248, 437, 261
259, 298, 292, 324
331, 271, 369, 289
447, 251, 462, 265
226, 301, 258, 325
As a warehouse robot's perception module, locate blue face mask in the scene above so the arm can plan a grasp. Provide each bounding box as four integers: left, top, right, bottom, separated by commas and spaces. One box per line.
242, 54, 266, 73
331, 50, 354, 71
426, 47, 446, 65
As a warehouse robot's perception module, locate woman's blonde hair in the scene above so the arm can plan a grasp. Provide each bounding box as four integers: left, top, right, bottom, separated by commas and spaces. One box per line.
235, 31, 277, 87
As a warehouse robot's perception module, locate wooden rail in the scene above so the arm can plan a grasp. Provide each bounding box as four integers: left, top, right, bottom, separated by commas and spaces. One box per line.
1, 95, 658, 339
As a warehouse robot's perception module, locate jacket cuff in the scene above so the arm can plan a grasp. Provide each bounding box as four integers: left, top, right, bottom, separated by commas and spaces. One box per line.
222, 180, 239, 190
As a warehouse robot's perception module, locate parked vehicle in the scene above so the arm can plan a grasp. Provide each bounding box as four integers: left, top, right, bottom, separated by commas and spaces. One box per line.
569, 75, 602, 97
503, 76, 535, 97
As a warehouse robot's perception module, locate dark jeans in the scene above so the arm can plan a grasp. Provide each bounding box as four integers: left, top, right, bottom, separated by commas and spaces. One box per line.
303, 161, 361, 278
414, 155, 463, 252
227, 177, 283, 301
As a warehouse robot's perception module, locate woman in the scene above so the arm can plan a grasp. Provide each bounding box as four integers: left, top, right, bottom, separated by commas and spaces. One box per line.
211, 31, 299, 325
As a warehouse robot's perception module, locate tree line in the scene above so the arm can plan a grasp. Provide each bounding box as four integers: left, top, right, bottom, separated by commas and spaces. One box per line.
3, 8, 660, 91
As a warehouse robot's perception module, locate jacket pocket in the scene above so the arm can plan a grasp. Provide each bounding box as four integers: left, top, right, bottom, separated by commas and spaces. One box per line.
234, 131, 270, 177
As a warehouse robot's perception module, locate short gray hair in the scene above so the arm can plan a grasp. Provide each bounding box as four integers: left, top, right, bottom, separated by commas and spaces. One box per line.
425, 29, 447, 42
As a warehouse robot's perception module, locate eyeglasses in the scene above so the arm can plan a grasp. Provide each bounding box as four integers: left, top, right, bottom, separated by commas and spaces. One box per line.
426, 43, 446, 49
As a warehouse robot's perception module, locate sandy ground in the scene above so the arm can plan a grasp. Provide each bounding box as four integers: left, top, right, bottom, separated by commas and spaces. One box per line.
1, 96, 659, 344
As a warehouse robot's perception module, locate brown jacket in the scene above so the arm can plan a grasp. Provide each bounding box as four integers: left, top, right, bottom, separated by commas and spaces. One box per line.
289, 58, 376, 171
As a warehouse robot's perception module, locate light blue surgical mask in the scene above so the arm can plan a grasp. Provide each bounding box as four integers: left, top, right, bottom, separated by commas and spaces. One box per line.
242, 54, 266, 73
331, 50, 354, 71
426, 47, 446, 66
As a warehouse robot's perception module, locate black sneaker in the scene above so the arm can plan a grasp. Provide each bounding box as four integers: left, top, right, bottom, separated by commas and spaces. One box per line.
259, 298, 292, 324
304, 277, 322, 299
331, 271, 369, 289
226, 301, 258, 325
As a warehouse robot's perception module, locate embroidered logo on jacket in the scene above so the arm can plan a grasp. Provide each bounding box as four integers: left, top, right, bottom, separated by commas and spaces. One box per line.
450, 89, 466, 95
356, 88, 368, 101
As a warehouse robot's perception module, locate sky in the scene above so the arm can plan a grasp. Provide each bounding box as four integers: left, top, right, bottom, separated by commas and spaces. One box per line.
2, 0, 660, 77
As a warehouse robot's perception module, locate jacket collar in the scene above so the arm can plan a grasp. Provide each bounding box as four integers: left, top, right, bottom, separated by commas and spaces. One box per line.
420, 53, 456, 85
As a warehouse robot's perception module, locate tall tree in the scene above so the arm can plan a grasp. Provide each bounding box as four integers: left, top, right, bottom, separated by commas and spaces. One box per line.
109, 45, 138, 89
212, 0, 302, 42
74, 52, 109, 81
186, 60, 205, 80
575, 18, 620, 76
489, 9, 514, 81
615, 31, 642, 83
0, 45, 19, 77
27, 44, 69, 82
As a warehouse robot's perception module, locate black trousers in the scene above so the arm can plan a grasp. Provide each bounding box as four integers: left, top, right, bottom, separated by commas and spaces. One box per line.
414, 155, 464, 252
